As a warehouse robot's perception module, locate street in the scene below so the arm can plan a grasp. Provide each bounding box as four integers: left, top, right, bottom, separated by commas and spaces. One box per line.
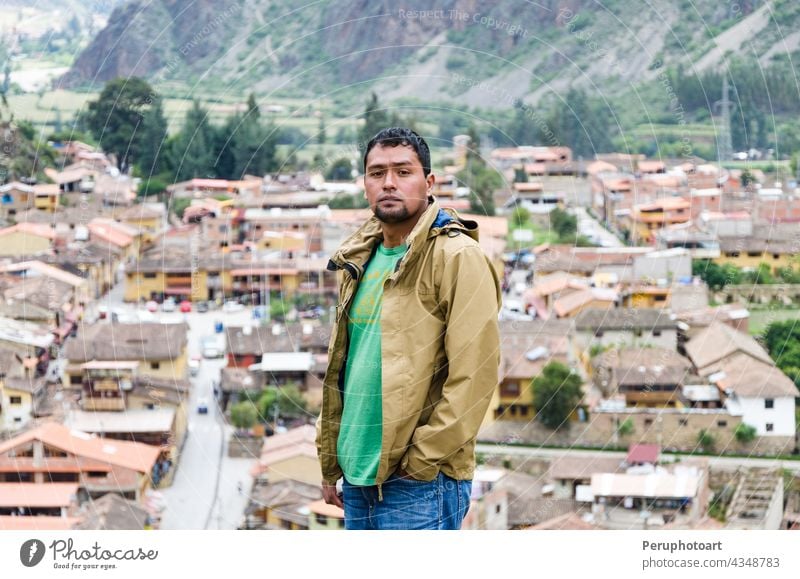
86, 284, 261, 529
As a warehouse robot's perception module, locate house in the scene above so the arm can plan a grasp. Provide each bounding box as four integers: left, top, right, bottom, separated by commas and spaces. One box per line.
0, 181, 36, 218
625, 443, 660, 466
655, 228, 720, 259
684, 321, 773, 376
711, 354, 797, 439
546, 455, 624, 500
490, 319, 571, 423
591, 347, 694, 408
225, 323, 332, 369
0, 483, 80, 518
250, 425, 321, 487
307, 499, 344, 530
0, 260, 90, 307
573, 308, 678, 359
0, 223, 55, 256
553, 287, 619, 318
0, 317, 55, 377
461, 468, 509, 530
0, 349, 48, 432
72, 492, 151, 530
219, 367, 265, 411
590, 462, 709, 529
243, 478, 321, 530
88, 218, 143, 260
627, 197, 692, 244
0, 422, 159, 503
714, 237, 797, 273
62, 322, 189, 387
631, 248, 692, 283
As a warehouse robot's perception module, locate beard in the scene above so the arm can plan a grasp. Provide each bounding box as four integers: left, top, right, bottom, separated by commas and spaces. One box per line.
373, 202, 410, 224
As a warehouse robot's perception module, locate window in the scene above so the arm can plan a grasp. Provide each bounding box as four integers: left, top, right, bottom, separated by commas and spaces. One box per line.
315, 514, 328, 525
519, 406, 528, 417
717, 420, 727, 427
652, 330, 661, 336
644, 418, 653, 426
765, 399, 774, 409
678, 418, 688, 426
766, 423, 774, 432
143, 272, 157, 279
773, 254, 780, 260
594, 330, 604, 338
634, 328, 642, 337
14, 417, 22, 423
70, 375, 82, 385
495, 504, 502, 514
747, 252, 761, 258
9, 396, 22, 405
150, 362, 160, 370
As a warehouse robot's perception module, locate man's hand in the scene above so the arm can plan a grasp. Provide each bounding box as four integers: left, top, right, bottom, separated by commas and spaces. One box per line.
322, 481, 343, 509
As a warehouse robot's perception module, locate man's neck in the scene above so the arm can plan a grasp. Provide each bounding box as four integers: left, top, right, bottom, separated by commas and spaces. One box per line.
380, 212, 424, 248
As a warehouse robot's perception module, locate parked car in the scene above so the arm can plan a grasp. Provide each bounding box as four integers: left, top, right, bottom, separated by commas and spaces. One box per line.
179, 300, 192, 313
222, 300, 244, 313
197, 398, 209, 414
162, 298, 177, 312
188, 357, 201, 377
201, 335, 224, 358
196, 301, 209, 313
145, 300, 159, 313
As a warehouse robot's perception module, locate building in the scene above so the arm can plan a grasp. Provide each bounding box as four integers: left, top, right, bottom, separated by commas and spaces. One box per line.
0, 223, 55, 256
0, 422, 159, 504
573, 308, 679, 360
63, 322, 189, 386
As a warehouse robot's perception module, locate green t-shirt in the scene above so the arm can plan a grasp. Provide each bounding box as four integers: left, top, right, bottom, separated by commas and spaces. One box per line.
337, 242, 408, 485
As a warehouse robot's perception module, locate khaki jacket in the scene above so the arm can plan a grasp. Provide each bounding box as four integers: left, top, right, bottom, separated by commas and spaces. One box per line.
316, 197, 501, 490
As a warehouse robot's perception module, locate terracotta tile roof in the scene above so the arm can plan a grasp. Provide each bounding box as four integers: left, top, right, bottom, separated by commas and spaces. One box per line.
63, 322, 188, 362
627, 444, 660, 464
0, 223, 56, 240
0, 483, 79, 507
0, 422, 159, 474
713, 353, 797, 398
685, 321, 773, 373
0, 516, 79, 530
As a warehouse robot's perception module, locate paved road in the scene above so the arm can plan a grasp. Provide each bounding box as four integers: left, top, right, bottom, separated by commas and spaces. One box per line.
574, 206, 624, 248
89, 288, 261, 529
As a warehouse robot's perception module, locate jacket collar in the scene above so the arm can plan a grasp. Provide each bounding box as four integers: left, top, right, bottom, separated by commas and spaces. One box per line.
329, 196, 480, 271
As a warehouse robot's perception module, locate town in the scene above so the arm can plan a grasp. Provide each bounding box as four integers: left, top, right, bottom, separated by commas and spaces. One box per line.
0, 131, 798, 531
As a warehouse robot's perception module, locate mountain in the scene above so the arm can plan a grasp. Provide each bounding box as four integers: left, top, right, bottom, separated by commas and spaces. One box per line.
58, 0, 797, 109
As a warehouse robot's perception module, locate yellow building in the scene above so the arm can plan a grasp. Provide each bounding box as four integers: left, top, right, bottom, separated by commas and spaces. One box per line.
623, 286, 671, 308
307, 499, 344, 530
628, 197, 691, 245
62, 322, 189, 388
714, 238, 796, 272
0, 223, 55, 257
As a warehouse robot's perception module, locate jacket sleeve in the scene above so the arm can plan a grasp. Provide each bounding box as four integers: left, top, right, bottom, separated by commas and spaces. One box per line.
401, 244, 501, 481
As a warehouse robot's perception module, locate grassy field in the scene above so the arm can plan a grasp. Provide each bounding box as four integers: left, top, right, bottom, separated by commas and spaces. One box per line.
747, 308, 800, 336
6, 88, 355, 137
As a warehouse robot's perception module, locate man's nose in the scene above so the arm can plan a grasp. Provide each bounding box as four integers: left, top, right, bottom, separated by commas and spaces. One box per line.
383, 171, 397, 190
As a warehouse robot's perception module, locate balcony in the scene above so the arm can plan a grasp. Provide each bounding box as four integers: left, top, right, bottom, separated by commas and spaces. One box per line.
81, 397, 126, 412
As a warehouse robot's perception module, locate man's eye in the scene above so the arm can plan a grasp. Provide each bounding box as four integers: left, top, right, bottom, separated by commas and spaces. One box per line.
369, 171, 384, 178
397, 170, 410, 176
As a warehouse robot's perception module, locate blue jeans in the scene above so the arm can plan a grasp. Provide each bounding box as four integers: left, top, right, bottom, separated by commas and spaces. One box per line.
342, 471, 472, 530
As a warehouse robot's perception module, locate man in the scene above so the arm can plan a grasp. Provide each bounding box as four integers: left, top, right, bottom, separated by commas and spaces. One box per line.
316, 127, 501, 530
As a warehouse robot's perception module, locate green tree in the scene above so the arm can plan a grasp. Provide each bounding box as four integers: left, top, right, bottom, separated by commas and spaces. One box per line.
697, 429, 716, 452
170, 100, 215, 181
617, 418, 634, 436
135, 95, 168, 177
230, 401, 258, 430
359, 92, 389, 147
532, 361, 584, 430
692, 260, 743, 290
734, 423, 757, 444
510, 206, 530, 229
137, 177, 168, 198
325, 158, 353, 181
171, 197, 191, 219
550, 206, 577, 241
85, 77, 156, 173
457, 127, 501, 216
231, 118, 278, 178
256, 385, 308, 421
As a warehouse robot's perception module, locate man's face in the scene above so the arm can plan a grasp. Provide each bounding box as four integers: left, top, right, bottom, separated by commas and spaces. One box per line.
364, 144, 434, 224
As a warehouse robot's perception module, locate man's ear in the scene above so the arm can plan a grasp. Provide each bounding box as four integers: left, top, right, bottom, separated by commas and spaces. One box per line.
426, 172, 436, 191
